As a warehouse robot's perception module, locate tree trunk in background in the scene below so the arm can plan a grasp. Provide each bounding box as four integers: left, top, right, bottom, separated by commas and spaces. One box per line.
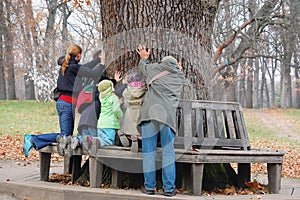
24, 76, 35, 100
223, 0, 236, 102
238, 59, 246, 107
60, 3, 72, 44
22, 0, 36, 100
295, 57, 300, 109
246, 58, 253, 108
279, 3, 293, 108
261, 61, 270, 108
44, 0, 59, 66
291, 0, 300, 108
280, 62, 292, 108
3, 0, 16, 100
253, 57, 260, 108
245, 0, 256, 108
100, 0, 220, 100
259, 59, 264, 107
224, 70, 237, 102
0, 0, 6, 99
268, 58, 276, 108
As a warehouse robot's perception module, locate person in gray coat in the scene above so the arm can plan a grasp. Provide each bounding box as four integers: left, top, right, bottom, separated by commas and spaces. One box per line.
136, 45, 186, 197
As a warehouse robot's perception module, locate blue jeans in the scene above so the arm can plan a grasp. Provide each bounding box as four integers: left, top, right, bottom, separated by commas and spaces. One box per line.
142, 121, 176, 192
56, 100, 75, 136
31, 133, 59, 150
77, 126, 98, 146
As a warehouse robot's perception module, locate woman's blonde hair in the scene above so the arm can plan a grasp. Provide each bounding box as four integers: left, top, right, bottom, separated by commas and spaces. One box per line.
61, 44, 82, 76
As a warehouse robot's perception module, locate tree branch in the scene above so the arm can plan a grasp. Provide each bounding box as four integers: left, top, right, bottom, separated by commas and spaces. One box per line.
211, 0, 281, 78
212, 19, 254, 64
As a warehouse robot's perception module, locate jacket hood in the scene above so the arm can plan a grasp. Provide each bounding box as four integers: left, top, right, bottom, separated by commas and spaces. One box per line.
160, 56, 180, 73
57, 56, 65, 66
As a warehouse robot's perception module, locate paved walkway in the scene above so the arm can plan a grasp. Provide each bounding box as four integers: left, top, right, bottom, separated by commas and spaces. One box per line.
0, 159, 299, 200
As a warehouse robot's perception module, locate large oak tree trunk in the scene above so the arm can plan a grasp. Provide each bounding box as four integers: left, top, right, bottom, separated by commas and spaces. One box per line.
100, 0, 220, 100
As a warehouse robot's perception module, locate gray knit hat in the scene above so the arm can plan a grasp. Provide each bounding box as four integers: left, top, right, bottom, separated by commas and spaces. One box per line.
127, 72, 143, 83
161, 56, 178, 64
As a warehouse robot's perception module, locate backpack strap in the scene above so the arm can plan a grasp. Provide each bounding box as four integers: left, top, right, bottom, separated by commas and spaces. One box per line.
147, 70, 170, 85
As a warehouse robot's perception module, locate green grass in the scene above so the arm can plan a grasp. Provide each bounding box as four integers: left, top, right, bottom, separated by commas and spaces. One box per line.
283, 109, 300, 134
243, 109, 300, 151
243, 111, 277, 141
0, 100, 59, 136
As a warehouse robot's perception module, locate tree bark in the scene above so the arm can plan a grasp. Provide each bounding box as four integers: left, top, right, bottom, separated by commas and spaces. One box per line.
253, 57, 260, 108
246, 58, 253, 108
21, 0, 36, 100
279, 2, 294, 108
44, 0, 59, 66
291, 0, 300, 108
238, 59, 247, 107
3, 0, 16, 100
60, 3, 71, 42
0, 0, 6, 99
100, 0, 220, 100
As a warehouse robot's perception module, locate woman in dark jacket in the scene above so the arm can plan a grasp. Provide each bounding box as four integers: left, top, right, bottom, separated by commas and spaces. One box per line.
23, 44, 106, 157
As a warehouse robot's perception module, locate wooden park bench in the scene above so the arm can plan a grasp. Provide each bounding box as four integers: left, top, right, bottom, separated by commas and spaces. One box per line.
39, 100, 284, 195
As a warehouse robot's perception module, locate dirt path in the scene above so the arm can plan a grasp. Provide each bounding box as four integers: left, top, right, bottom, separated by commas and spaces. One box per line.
247, 109, 300, 142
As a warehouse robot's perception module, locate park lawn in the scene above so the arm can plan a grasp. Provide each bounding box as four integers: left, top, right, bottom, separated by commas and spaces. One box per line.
243, 108, 300, 152
0, 100, 59, 136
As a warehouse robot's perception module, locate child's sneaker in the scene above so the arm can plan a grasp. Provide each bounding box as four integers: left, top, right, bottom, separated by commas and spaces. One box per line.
131, 136, 138, 153
90, 138, 101, 155
57, 135, 71, 156
56, 135, 64, 156
23, 134, 33, 157
117, 130, 130, 147
62, 135, 71, 149
82, 136, 93, 154
71, 137, 79, 150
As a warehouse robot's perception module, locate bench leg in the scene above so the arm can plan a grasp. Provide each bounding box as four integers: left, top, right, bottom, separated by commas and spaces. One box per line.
237, 163, 251, 187
39, 152, 51, 181
63, 154, 73, 174
180, 163, 192, 190
89, 157, 103, 188
191, 163, 204, 195
267, 163, 282, 194
111, 169, 118, 188
71, 155, 82, 183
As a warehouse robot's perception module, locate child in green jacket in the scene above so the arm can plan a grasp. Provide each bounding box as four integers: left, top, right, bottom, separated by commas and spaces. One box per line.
82, 79, 123, 154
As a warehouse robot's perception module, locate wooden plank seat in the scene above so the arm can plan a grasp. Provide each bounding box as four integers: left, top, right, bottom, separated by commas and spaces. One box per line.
38, 100, 285, 195
88, 145, 284, 194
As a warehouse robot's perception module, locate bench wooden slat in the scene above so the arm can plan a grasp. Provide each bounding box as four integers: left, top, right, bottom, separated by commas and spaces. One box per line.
90, 148, 284, 164
183, 101, 192, 149
224, 110, 236, 139
195, 109, 204, 139
206, 109, 215, 139
215, 110, 225, 139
